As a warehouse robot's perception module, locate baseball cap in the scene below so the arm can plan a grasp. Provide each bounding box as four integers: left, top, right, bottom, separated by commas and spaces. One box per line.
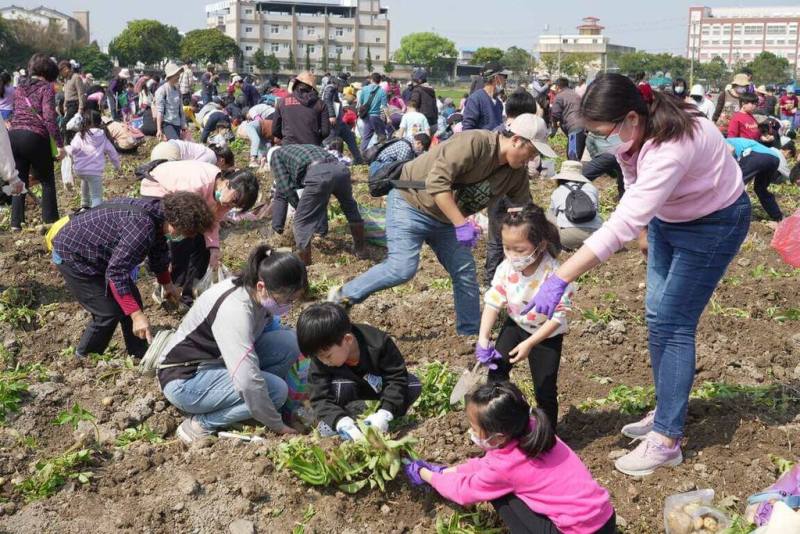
690, 84, 704, 97
483, 61, 511, 78
507, 114, 557, 159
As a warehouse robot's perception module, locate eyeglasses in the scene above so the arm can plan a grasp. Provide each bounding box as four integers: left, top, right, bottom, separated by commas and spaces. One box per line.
588, 119, 625, 141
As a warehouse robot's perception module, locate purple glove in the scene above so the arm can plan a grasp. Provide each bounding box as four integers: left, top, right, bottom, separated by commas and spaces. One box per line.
404, 460, 445, 486
521, 274, 569, 318
475, 342, 502, 370
454, 221, 481, 248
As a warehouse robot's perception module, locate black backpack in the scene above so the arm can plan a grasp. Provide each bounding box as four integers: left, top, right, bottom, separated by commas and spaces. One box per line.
368, 161, 426, 197
362, 138, 411, 164
563, 182, 597, 224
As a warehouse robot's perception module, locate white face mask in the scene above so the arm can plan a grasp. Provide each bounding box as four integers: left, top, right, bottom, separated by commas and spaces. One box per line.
601, 118, 636, 156
675, 86, 685, 95
508, 249, 539, 272
469, 428, 501, 450
495, 82, 505, 93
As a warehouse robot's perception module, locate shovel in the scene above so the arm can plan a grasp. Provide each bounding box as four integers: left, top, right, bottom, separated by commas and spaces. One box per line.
449, 362, 485, 406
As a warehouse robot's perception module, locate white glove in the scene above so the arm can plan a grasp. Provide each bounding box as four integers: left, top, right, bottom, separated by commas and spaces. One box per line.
335, 416, 364, 441
364, 409, 394, 433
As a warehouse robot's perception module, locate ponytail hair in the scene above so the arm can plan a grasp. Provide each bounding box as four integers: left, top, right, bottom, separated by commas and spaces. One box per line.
233, 244, 308, 297
581, 72, 704, 146
79, 110, 106, 141
499, 199, 561, 258
467, 381, 556, 458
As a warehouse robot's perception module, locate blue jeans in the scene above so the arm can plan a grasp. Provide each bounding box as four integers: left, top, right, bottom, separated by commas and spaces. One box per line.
246, 121, 267, 158
646, 192, 750, 438
162, 329, 300, 431
360, 115, 387, 152
342, 189, 480, 335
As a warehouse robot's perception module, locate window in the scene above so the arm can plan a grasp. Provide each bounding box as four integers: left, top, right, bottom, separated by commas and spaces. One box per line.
348, 27, 352, 32
283, 25, 289, 30
335, 27, 343, 37
217, 16, 224, 24
245, 46, 253, 51
308, 45, 315, 54
245, 26, 253, 33
346, 45, 352, 51
307, 27, 315, 35
376, 55, 380, 60
271, 25, 279, 34
335, 47, 343, 55
245, 9, 252, 15
767, 25, 786, 35
743, 40, 752, 45
376, 37, 381, 42
744, 25, 762, 35
272, 43, 280, 52
283, 43, 289, 49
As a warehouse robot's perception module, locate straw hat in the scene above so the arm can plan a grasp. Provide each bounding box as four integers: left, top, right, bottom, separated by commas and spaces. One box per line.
164, 62, 181, 79
756, 85, 768, 95
118, 68, 131, 80
550, 160, 590, 183
294, 71, 316, 88
732, 73, 750, 86
150, 141, 180, 162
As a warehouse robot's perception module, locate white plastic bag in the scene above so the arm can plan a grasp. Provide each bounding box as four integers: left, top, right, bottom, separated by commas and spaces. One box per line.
192, 265, 233, 298
60, 155, 74, 187
66, 113, 83, 132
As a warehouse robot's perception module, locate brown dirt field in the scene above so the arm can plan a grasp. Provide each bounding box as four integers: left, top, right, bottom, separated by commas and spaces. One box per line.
0, 135, 798, 533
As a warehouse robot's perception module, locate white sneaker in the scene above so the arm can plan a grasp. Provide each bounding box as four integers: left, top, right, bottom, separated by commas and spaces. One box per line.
176, 417, 213, 445
614, 432, 683, 476
621, 410, 655, 439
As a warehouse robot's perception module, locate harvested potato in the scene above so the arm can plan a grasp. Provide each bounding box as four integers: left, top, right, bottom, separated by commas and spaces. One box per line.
703, 516, 718, 531
667, 510, 692, 534
684, 503, 701, 515
693, 516, 704, 530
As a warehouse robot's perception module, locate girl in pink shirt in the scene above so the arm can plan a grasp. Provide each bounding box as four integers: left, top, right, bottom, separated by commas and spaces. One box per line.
405, 382, 616, 534
527, 73, 750, 477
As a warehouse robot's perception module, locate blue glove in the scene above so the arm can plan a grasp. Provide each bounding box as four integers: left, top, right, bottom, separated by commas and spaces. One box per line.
475, 342, 502, 370
454, 221, 481, 248
404, 460, 446, 486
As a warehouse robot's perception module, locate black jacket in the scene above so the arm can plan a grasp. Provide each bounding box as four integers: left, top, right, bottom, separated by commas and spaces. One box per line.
409, 84, 438, 127
273, 85, 330, 145
309, 324, 410, 428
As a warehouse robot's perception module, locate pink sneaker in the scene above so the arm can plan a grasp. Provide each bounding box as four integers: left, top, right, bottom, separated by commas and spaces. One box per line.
621, 410, 655, 439
614, 432, 683, 476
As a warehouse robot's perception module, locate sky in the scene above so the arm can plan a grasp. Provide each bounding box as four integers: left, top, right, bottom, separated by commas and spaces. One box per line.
11, 0, 800, 55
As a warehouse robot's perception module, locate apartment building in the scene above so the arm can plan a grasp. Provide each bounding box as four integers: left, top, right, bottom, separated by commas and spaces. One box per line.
205, 0, 390, 75
687, 6, 800, 76
0, 5, 90, 44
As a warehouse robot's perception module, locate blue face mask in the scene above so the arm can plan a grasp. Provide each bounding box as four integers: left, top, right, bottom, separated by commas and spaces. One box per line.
165, 234, 185, 243
214, 190, 223, 202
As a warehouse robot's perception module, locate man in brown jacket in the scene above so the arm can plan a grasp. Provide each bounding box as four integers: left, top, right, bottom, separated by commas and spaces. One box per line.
329, 114, 556, 336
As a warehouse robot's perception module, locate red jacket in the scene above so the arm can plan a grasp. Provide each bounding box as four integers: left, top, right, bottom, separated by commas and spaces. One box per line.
727, 111, 759, 140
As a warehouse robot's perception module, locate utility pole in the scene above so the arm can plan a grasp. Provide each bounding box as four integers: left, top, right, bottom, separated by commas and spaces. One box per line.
689, 22, 695, 86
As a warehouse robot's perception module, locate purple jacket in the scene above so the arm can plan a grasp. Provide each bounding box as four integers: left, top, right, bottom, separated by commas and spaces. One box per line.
69, 129, 121, 176
10, 80, 63, 147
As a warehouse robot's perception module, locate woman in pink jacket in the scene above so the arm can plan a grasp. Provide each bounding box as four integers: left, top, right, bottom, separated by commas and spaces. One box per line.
527, 73, 751, 476
139, 160, 259, 304
406, 382, 615, 534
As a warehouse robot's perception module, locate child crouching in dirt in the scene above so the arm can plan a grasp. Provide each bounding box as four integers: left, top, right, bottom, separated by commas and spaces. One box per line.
405, 382, 616, 534
475, 202, 574, 432
68, 110, 120, 210
297, 302, 421, 441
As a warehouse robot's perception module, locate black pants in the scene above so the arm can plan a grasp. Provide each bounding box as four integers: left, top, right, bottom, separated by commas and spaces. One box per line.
330, 373, 422, 415
582, 153, 625, 199
488, 318, 563, 432
57, 261, 147, 358
334, 121, 363, 164
10, 129, 59, 228
169, 234, 210, 305
739, 152, 783, 221
62, 100, 79, 144
485, 198, 506, 285
492, 494, 616, 534
272, 163, 363, 249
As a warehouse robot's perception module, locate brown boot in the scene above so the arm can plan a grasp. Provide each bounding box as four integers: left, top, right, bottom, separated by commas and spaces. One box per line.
297, 246, 312, 266
350, 222, 368, 259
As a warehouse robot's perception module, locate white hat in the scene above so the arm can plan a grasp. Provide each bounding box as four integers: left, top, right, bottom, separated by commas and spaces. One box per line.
507, 114, 557, 159
231, 75, 243, 83
550, 160, 590, 183
753, 502, 800, 534
690, 84, 705, 97
164, 62, 181, 79
151, 141, 180, 162
118, 68, 131, 79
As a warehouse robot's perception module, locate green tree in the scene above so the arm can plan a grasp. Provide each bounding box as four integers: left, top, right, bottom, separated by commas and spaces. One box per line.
747, 51, 790, 84
252, 48, 267, 73
285, 49, 296, 71
335, 50, 343, 72
0, 18, 32, 71
502, 46, 534, 75
538, 53, 560, 75
614, 50, 656, 76
180, 28, 240, 65
384, 60, 395, 74
695, 56, 728, 91
69, 42, 113, 79
109, 19, 181, 67
394, 32, 457, 71
321, 43, 330, 72
471, 47, 504, 66
366, 46, 373, 72
561, 53, 596, 77
265, 53, 280, 73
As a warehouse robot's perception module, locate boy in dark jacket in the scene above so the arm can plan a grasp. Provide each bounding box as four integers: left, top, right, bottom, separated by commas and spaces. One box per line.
408, 68, 438, 136
297, 302, 421, 440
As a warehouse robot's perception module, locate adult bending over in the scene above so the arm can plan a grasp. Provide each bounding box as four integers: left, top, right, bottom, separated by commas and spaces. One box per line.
52, 193, 214, 358
160, 245, 307, 443
527, 73, 750, 476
